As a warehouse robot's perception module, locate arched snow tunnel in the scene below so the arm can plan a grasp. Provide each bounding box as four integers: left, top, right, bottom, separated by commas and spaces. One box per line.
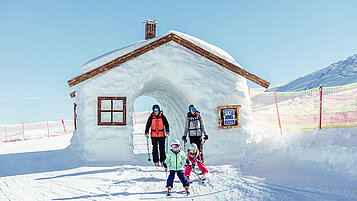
131, 79, 190, 163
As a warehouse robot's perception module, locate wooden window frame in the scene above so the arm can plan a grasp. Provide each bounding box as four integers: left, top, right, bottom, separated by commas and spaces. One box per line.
217, 105, 241, 129
98, 97, 126, 126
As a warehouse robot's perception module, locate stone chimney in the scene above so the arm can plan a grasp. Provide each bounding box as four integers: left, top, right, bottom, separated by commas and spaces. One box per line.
143, 19, 159, 40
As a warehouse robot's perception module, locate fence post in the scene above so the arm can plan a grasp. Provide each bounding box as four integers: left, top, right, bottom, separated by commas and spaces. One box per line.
4, 124, 7, 142
22, 122, 25, 140
319, 86, 323, 129
61, 119, 67, 135
47, 121, 50, 137
274, 92, 283, 135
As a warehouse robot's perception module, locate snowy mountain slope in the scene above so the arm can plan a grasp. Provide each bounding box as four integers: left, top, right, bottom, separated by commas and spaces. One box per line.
269, 53, 357, 91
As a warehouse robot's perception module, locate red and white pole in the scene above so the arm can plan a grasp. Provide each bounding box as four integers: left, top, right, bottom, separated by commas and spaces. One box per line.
22, 122, 25, 140
47, 121, 50, 137
61, 119, 67, 135
4, 124, 7, 142
274, 92, 283, 135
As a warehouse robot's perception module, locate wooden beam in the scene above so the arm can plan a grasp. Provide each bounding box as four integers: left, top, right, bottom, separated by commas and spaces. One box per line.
70, 91, 76, 99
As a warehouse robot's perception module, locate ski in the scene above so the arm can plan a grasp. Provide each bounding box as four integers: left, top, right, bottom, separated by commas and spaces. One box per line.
166, 190, 190, 196
191, 169, 207, 184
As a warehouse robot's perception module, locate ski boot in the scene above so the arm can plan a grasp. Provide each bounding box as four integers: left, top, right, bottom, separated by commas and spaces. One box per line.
155, 163, 160, 167
167, 187, 172, 196
185, 186, 190, 196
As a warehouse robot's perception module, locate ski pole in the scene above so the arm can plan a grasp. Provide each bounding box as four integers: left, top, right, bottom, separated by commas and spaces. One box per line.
146, 136, 151, 161
166, 136, 169, 153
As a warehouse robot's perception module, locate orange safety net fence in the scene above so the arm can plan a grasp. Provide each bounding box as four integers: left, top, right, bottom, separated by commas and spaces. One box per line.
250, 82, 357, 130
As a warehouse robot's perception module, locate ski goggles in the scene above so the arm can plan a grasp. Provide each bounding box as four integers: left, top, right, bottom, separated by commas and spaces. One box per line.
171, 144, 180, 149
189, 107, 196, 112
153, 108, 160, 112
189, 150, 197, 154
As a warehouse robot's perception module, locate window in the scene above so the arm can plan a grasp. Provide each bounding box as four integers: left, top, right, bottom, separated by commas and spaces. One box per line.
98, 97, 126, 126
217, 105, 241, 129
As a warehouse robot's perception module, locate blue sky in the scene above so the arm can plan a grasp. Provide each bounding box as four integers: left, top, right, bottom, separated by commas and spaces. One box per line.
0, 0, 357, 123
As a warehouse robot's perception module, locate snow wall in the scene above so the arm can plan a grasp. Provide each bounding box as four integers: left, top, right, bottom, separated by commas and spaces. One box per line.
70, 36, 254, 164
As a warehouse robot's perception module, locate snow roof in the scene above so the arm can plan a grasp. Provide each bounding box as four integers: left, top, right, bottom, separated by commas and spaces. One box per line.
68, 30, 270, 88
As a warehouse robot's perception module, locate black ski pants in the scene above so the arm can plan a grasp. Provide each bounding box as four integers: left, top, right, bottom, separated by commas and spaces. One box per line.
151, 137, 166, 163
189, 136, 204, 162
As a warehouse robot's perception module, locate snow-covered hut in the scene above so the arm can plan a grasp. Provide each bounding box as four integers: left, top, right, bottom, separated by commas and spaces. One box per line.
67, 21, 269, 163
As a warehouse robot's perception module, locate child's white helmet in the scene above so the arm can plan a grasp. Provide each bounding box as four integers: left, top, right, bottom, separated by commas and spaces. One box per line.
171, 139, 181, 146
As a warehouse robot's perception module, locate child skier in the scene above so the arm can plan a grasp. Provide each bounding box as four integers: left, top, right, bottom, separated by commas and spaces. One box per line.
163, 139, 190, 196
185, 143, 208, 182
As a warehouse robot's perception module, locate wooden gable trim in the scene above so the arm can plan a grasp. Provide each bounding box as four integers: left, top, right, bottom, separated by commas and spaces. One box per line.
70, 91, 76, 99
68, 33, 270, 88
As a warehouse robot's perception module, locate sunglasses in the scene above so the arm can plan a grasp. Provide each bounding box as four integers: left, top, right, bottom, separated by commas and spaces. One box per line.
171, 144, 180, 149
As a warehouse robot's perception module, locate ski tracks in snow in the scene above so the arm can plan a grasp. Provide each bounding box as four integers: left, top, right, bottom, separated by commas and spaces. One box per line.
0, 165, 356, 200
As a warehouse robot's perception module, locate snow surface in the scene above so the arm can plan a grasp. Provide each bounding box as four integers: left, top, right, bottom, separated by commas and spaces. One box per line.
268, 53, 357, 92
1, 125, 357, 200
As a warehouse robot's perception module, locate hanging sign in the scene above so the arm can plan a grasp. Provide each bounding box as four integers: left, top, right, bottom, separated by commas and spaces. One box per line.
223, 109, 235, 125
217, 105, 241, 129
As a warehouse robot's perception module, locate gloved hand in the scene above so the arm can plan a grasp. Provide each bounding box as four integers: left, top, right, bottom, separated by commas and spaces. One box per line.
182, 136, 187, 143
163, 162, 168, 170
165, 132, 170, 137
204, 135, 208, 140
186, 159, 192, 166
145, 133, 149, 138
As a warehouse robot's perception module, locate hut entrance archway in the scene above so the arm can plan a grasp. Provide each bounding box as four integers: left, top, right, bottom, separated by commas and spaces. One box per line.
131, 79, 190, 163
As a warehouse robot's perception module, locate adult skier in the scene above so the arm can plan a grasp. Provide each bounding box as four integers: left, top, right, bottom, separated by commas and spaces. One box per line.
184, 143, 208, 182
163, 139, 190, 196
145, 104, 169, 167
182, 105, 208, 161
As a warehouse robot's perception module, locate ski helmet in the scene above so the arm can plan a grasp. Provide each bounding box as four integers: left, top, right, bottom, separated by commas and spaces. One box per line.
188, 105, 196, 112
188, 143, 198, 151
171, 139, 181, 146
152, 104, 160, 112
188, 143, 198, 156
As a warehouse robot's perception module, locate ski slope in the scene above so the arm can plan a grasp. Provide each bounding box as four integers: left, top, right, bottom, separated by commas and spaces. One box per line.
1, 164, 351, 201
1, 126, 357, 200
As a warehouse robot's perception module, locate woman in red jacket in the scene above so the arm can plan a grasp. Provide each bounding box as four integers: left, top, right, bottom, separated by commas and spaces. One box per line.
145, 104, 170, 166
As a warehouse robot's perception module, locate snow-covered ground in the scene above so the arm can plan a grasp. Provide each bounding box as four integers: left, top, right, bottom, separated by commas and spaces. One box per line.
1, 125, 357, 201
